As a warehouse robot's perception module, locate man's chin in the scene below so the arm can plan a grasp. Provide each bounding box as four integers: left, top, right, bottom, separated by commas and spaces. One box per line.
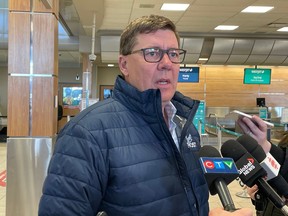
161, 94, 174, 103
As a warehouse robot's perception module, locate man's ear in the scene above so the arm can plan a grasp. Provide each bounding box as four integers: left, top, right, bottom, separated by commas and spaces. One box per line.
118, 55, 129, 76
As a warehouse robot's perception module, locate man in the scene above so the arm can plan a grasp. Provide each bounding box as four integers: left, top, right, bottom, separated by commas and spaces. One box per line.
39, 15, 252, 216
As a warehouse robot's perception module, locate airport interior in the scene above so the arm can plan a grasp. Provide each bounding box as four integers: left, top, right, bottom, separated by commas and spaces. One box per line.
1, 0, 288, 215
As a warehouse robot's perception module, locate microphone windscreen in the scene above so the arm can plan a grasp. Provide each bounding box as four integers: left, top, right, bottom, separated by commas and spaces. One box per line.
199, 145, 221, 157
221, 139, 247, 160
237, 135, 266, 162
221, 139, 267, 187
237, 134, 258, 152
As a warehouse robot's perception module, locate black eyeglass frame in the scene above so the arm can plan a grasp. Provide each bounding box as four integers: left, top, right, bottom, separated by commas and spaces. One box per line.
128, 47, 187, 64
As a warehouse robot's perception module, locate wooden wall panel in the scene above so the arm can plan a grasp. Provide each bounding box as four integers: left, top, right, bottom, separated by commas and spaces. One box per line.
8, 0, 59, 137
177, 81, 205, 93
7, 77, 30, 136
34, 0, 54, 13
31, 77, 56, 136
35, 0, 59, 17
9, 0, 30, 11
10, 0, 59, 15
204, 66, 244, 79
33, 13, 57, 75
176, 65, 288, 107
8, 13, 30, 74
259, 81, 288, 93
53, 0, 59, 18
206, 80, 259, 93
53, 12, 59, 76
205, 93, 258, 107
270, 67, 288, 79
8, 12, 30, 136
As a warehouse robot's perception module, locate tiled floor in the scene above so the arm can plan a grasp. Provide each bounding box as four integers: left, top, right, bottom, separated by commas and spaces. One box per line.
0, 143, 6, 216
0, 142, 256, 216
209, 180, 256, 215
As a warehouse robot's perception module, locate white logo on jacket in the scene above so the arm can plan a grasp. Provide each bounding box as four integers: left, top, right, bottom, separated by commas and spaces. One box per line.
186, 134, 197, 148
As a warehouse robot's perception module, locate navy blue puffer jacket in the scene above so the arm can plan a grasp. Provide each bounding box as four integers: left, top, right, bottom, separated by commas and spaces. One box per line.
39, 76, 209, 216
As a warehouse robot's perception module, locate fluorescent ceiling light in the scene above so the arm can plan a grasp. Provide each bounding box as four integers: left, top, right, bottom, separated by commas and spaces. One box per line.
161, 3, 189, 11
215, 25, 239, 30
277, 27, 288, 32
241, 6, 274, 13
198, 58, 208, 61
107, 64, 114, 67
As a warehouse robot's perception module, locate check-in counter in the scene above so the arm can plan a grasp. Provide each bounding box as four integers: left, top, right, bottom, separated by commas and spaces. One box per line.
0, 113, 7, 130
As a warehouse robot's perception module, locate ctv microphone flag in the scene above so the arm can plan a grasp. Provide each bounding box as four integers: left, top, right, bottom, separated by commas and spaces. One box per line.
200, 157, 238, 173
199, 157, 239, 195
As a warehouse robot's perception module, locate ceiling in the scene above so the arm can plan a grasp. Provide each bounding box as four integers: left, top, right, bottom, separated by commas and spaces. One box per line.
2, 0, 288, 67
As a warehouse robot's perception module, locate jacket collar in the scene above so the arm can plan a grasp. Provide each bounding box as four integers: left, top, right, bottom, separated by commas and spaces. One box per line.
113, 75, 199, 120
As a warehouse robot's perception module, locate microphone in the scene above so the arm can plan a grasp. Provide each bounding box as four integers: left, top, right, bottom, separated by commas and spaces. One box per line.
221, 140, 288, 216
199, 145, 239, 211
237, 135, 280, 180
237, 134, 288, 198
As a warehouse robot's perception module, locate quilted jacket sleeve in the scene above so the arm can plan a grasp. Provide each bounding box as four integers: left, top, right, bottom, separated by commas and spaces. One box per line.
281, 147, 288, 181
38, 122, 108, 216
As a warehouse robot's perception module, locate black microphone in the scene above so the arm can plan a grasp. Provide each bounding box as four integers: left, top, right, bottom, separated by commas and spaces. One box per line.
237, 134, 288, 198
221, 140, 288, 216
199, 145, 239, 211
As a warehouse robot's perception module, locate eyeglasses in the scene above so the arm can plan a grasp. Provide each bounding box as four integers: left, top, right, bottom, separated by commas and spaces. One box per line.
129, 47, 187, 64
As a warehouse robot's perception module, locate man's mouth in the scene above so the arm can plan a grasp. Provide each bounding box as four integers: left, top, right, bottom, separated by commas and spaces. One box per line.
157, 79, 170, 85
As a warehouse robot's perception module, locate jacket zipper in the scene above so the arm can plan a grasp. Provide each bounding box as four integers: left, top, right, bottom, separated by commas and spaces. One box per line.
154, 93, 199, 215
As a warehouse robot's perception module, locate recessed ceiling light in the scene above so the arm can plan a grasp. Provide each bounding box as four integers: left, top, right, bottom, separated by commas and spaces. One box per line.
241, 6, 274, 13
198, 58, 208, 61
214, 25, 239, 30
161, 3, 190, 11
277, 27, 288, 32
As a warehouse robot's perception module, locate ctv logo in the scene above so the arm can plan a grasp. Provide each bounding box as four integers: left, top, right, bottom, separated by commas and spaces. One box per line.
200, 157, 238, 174
203, 159, 234, 170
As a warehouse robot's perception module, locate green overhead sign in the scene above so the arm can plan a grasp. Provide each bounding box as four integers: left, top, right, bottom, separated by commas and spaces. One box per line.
244, 68, 271, 84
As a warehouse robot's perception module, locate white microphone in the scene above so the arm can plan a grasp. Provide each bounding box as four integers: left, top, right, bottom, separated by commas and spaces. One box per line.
260, 152, 280, 180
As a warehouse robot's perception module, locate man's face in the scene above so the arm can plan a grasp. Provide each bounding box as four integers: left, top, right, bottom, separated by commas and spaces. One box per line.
119, 29, 180, 105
